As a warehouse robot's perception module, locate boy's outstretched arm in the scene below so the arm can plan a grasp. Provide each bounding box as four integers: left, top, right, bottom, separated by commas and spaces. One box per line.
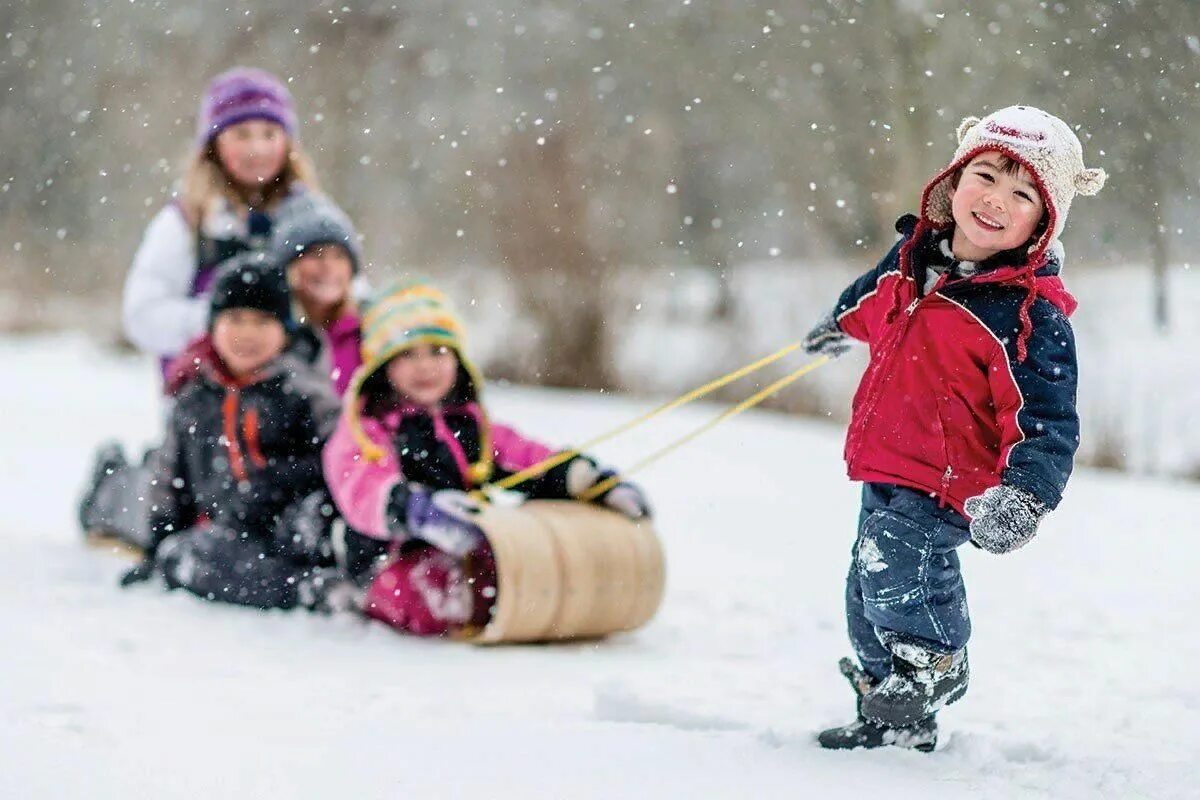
804, 215, 915, 353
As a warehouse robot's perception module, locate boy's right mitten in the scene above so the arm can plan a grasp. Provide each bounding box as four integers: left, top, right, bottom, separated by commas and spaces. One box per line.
963, 484, 1047, 554
802, 313, 851, 358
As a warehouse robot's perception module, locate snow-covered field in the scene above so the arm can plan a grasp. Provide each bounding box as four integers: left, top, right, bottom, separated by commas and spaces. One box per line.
2, 335, 1197, 799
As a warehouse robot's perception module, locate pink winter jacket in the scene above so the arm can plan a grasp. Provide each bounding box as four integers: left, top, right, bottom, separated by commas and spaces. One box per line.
322, 403, 559, 540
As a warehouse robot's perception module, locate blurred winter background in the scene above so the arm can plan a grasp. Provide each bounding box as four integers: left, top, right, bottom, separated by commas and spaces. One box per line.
3, 0, 1198, 478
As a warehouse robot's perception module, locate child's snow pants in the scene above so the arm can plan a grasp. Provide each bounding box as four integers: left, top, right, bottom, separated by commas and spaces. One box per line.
153, 507, 334, 611
847, 483, 972, 680
362, 543, 497, 637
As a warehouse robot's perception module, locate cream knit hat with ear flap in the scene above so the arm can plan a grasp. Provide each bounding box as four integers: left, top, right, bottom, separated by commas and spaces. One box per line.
921, 105, 1107, 259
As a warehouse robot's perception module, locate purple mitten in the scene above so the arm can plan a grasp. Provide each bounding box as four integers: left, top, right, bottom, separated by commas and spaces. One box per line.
404, 489, 487, 558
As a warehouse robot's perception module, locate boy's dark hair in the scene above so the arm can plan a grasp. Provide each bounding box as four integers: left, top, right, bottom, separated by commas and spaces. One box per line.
951, 153, 1050, 245
951, 153, 1026, 185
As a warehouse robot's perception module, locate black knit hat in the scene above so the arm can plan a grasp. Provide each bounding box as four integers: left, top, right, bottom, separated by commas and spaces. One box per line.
269, 195, 361, 273
209, 252, 292, 328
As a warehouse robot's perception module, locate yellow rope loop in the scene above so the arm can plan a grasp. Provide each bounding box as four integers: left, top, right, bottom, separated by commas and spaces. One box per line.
578, 355, 831, 501
475, 339, 810, 499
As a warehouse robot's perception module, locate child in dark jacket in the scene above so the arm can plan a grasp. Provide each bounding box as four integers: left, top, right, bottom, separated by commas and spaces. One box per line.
79, 198, 364, 554
323, 282, 650, 636
803, 106, 1106, 751
120, 255, 352, 612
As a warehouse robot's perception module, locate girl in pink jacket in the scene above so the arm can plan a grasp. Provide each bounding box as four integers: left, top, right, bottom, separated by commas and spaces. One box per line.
323, 282, 649, 636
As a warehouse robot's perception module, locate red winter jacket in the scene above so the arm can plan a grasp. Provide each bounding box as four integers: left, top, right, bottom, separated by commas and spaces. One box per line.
833, 215, 1080, 514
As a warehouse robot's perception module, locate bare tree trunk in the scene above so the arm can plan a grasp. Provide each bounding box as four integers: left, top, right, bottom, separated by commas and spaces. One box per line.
1150, 211, 1170, 333
489, 133, 615, 389
1138, 162, 1171, 333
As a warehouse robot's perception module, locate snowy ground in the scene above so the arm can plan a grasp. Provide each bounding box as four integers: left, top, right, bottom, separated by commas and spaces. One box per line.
2, 334, 1197, 799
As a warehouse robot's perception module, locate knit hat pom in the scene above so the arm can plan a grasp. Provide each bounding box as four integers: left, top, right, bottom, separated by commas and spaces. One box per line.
956, 116, 982, 144
1074, 167, 1107, 196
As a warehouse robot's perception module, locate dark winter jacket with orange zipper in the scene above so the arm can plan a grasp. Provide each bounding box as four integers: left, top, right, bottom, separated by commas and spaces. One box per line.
147, 338, 341, 548
831, 214, 1080, 515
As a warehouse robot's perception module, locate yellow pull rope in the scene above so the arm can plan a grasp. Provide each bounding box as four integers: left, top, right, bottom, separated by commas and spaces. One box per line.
476, 339, 808, 498
578, 355, 831, 500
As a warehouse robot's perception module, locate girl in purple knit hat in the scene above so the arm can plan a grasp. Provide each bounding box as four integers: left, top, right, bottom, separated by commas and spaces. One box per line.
122, 66, 320, 364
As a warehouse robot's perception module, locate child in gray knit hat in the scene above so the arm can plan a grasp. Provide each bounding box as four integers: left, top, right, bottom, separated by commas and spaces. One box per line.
269, 195, 364, 396
802, 105, 1105, 752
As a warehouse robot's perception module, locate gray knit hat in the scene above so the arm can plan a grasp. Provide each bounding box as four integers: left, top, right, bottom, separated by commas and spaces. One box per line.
921, 105, 1107, 260
269, 194, 362, 273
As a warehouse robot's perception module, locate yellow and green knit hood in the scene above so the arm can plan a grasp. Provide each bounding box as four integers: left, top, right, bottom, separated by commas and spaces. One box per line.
343, 281, 492, 481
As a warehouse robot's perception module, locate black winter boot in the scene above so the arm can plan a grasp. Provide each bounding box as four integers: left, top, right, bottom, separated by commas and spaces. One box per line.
817, 658, 938, 752
78, 441, 127, 533
861, 641, 968, 728
297, 569, 365, 615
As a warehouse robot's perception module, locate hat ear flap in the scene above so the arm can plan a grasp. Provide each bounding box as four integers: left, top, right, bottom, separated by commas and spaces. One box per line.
956, 116, 981, 144
1075, 167, 1107, 196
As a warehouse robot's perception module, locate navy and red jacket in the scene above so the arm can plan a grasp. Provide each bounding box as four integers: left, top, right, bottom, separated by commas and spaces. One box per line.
832, 215, 1080, 514
149, 341, 341, 547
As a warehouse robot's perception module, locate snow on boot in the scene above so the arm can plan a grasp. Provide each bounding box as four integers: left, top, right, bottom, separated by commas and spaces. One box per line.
818, 711, 938, 752
861, 642, 968, 728
817, 657, 938, 753
297, 569, 365, 615
78, 441, 127, 533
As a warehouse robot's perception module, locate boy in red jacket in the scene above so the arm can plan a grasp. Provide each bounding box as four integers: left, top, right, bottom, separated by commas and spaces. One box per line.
804, 106, 1106, 751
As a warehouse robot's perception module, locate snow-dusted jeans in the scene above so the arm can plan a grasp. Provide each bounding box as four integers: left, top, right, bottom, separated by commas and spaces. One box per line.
846, 483, 972, 680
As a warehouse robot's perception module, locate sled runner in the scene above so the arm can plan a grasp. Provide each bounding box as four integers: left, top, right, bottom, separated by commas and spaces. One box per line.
84, 531, 145, 562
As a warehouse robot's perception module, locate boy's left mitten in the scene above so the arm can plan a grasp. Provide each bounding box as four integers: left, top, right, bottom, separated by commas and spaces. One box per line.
802, 313, 851, 358
963, 484, 1047, 554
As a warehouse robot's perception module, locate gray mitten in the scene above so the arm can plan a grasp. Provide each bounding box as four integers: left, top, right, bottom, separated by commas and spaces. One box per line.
802, 313, 851, 358
963, 484, 1047, 554
566, 458, 652, 520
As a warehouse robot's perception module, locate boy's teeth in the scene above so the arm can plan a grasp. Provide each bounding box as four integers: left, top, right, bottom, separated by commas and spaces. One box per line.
973, 212, 1003, 230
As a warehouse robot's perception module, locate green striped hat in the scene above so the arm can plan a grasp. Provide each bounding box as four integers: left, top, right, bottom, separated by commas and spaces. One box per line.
343, 281, 492, 481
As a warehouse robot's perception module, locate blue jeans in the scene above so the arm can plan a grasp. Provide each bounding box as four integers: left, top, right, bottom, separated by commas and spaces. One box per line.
846, 483, 972, 680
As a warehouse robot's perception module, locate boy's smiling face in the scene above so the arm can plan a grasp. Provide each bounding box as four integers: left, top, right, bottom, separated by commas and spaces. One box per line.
212, 308, 287, 378
948, 151, 1046, 261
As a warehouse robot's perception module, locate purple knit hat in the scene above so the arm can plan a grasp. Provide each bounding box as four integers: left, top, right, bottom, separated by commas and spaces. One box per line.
195, 67, 298, 149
